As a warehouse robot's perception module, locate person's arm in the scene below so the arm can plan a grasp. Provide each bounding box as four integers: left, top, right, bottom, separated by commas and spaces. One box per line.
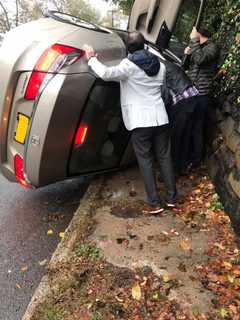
88, 57, 130, 81
189, 40, 218, 66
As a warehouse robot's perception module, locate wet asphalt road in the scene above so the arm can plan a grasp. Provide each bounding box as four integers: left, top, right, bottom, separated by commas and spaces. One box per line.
0, 174, 89, 320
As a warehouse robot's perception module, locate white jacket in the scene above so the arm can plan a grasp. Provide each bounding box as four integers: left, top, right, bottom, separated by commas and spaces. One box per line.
88, 57, 169, 131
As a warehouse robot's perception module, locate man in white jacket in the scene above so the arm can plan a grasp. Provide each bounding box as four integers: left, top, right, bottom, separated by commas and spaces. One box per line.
85, 32, 176, 214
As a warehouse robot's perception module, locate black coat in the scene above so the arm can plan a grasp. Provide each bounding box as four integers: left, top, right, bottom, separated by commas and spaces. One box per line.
186, 39, 220, 95
164, 60, 193, 95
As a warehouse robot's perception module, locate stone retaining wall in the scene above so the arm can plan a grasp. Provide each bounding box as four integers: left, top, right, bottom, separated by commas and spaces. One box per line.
207, 97, 240, 236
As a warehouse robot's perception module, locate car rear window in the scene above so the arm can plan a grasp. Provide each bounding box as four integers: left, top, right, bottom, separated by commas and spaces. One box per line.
168, 0, 201, 59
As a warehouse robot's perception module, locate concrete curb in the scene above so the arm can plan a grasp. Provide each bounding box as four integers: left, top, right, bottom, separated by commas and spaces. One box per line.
22, 177, 103, 320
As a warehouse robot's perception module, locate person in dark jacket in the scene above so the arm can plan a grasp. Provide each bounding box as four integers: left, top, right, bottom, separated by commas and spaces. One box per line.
163, 60, 199, 175
84, 32, 177, 214
184, 27, 219, 168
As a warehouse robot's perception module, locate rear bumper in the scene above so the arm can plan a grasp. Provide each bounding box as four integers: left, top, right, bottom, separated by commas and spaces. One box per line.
0, 71, 95, 187
0, 71, 30, 183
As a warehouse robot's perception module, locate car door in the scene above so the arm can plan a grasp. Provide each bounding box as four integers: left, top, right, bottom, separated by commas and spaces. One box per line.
69, 79, 131, 175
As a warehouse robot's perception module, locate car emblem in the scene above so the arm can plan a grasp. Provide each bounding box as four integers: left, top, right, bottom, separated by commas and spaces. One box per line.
30, 135, 40, 146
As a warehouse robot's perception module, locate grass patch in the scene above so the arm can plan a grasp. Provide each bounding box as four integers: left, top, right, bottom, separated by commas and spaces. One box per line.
92, 311, 103, 320
75, 243, 100, 261
210, 194, 224, 211
58, 277, 76, 294
43, 304, 67, 320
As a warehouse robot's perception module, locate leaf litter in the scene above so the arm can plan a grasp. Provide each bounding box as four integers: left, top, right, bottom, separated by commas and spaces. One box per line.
33, 167, 240, 320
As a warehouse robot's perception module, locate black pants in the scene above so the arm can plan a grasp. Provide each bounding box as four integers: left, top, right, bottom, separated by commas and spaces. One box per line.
131, 125, 176, 207
169, 97, 197, 174
191, 95, 211, 166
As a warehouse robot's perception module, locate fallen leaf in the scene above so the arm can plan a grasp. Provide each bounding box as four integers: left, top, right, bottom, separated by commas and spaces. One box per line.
115, 296, 124, 302
47, 229, 54, 236
140, 276, 148, 287
205, 202, 211, 208
192, 307, 200, 316
194, 189, 201, 194
131, 282, 141, 300
232, 268, 240, 276
161, 231, 169, 236
39, 259, 48, 266
152, 292, 159, 300
21, 266, 28, 272
207, 273, 226, 284
227, 275, 235, 284
162, 274, 170, 283
180, 239, 191, 252
229, 304, 237, 314
59, 232, 65, 239
178, 262, 187, 272
219, 308, 228, 318
236, 33, 240, 44
214, 242, 225, 250
195, 264, 203, 270
16, 283, 21, 289
87, 303, 93, 310
223, 261, 232, 270
162, 274, 177, 283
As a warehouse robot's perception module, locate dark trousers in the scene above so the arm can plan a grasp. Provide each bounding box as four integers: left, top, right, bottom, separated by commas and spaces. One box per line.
169, 97, 197, 174
191, 95, 211, 166
131, 125, 176, 207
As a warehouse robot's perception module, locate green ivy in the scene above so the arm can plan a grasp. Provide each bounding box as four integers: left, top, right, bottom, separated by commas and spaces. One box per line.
203, 0, 240, 106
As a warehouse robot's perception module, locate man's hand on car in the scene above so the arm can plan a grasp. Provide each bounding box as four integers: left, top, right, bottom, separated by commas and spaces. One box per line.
190, 26, 200, 40
83, 45, 97, 61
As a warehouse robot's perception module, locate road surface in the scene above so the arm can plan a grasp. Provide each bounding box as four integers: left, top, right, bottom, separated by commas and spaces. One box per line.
0, 174, 89, 320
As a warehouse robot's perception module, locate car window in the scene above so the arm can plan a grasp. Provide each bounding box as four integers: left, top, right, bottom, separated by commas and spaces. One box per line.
168, 0, 200, 59
47, 11, 109, 33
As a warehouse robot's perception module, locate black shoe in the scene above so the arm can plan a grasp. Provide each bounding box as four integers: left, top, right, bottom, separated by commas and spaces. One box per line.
187, 162, 201, 171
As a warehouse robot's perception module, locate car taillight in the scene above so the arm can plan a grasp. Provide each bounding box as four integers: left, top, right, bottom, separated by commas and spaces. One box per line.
14, 154, 30, 188
74, 123, 88, 146
24, 44, 85, 100
24, 72, 46, 101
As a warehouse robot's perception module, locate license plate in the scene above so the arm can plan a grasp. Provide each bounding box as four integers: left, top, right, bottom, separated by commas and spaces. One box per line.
15, 113, 30, 144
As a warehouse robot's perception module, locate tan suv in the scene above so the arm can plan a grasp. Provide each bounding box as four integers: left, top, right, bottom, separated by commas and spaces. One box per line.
0, 0, 204, 188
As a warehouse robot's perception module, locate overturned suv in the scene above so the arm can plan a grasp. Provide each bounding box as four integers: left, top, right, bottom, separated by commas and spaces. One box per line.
0, 0, 204, 188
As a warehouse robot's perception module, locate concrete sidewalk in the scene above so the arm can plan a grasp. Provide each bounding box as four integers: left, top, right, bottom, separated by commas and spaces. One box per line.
22, 166, 239, 320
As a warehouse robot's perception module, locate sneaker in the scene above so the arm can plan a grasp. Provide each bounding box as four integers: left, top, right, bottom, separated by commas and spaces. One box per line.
165, 202, 176, 208
142, 204, 164, 214
164, 198, 176, 208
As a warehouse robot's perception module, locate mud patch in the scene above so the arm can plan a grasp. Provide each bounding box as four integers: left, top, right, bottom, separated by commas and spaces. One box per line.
111, 204, 142, 218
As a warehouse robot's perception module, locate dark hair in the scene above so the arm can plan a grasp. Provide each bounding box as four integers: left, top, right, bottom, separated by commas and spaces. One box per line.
127, 31, 145, 53
198, 27, 212, 38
